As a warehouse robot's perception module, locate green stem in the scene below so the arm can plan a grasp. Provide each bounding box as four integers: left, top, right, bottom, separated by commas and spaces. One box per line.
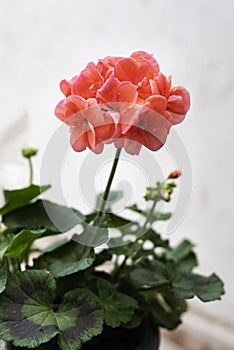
4, 257, 11, 276
142, 199, 158, 231
16, 258, 22, 272
137, 286, 160, 292
112, 256, 128, 280
98, 148, 122, 215
28, 158, 33, 185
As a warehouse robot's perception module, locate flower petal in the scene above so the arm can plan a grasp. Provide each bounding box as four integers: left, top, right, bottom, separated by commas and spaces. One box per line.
144, 95, 168, 113
95, 112, 116, 141
70, 128, 89, 152
96, 75, 120, 103
73, 62, 103, 98
114, 58, 139, 84
155, 73, 172, 97
60, 79, 72, 97
167, 86, 190, 115
54, 95, 87, 123
131, 51, 160, 75
118, 82, 138, 103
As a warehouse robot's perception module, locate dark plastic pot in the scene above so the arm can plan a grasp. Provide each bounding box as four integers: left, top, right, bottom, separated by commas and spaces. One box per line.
10, 322, 160, 350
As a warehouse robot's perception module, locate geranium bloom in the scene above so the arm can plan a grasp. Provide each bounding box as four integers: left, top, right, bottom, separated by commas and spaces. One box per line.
147, 73, 190, 125
115, 105, 171, 155
96, 75, 137, 104
55, 95, 115, 153
60, 62, 104, 99
54, 51, 190, 155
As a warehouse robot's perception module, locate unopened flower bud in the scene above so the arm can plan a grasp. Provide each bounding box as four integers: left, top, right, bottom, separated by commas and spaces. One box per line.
162, 192, 170, 201
143, 190, 150, 200
168, 170, 181, 179
22, 148, 38, 159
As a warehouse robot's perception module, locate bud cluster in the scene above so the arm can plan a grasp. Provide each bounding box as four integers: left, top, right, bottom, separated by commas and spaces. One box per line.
144, 170, 181, 202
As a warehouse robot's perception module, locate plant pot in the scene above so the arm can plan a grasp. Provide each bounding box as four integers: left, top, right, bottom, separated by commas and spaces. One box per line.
10, 322, 160, 350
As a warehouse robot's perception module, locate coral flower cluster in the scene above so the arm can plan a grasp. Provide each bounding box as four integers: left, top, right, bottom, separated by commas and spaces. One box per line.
55, 51, 190, 155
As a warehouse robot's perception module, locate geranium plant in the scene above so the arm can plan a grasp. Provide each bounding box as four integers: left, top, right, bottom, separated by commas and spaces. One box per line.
0, 51, 224, 350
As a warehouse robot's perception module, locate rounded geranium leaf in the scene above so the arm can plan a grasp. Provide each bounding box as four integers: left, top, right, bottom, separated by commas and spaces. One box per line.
0, 270, 104, 350
96, 278, 137, 328
57, 289, 104, 350
130, 258, 170, 288
3, 199, 84, 233
0, 185, 50, 216
4, 229, 47, 258
34, 241, 95, 277
0, 270, 58, 348
171, 271, 225, 302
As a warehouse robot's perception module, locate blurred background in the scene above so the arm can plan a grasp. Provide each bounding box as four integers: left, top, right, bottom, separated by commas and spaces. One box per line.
0, 1, 234, 349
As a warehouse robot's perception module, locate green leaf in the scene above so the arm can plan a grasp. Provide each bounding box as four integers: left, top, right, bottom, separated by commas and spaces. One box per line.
42, 238, 69, 253
176, 252, 198, 272
96, 278, 137, 328
34, 240, 95, 277
163, 290, 187, 316
165, 240, 194, 262
127, 204, 172, 221
0, 185, 50, 215
164, 240, 198, 271
4, 229, 48, 258
109, 240, 142, 256
131, 258, 170, 288
82, 212, 139, 248
0, 262, 7, 293
148, 297, 183, 330
131, 257, 224, 303
153, 212, 172, 221
0, 235, 14, 260
126, 204, 142, 214
3, 199, 84, 233
78, 225, 108, 247
142, 229, 169, 248
96, 190, 124, 209
106, 213, 136, 228
0, 270, 58, 347
122, 310, 143, 329
57, 289, 103, 350
0, 270, 103, 349
93, 249, 112, 267
143, 287, 187, 330
171, 271, 225, 302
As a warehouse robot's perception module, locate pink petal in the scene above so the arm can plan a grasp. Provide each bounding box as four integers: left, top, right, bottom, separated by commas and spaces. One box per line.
124, 139, 142, 155
149, 79, 160, 95
60, 79, 72, 97
95, 113, 116, 141
91, 142, 104, 154
168, 95, 182, 103
70, 130, 89, 152
73, 62, 103, 98
118, 82, 138, 103
54, 95, 87, 123
96, 75, 120, 103
166, 111, 186, 125
114, 58, 138, 83
168, 86, 190, 115
131, 51, 160, 75
87, 128, 96, 150
144, 95, 167, 113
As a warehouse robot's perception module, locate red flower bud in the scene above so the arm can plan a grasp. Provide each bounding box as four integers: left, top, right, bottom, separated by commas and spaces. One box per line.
168, 170, 181, 179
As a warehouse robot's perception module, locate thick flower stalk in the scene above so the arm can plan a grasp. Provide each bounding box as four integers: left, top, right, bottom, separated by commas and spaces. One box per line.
54, 51, 190, 155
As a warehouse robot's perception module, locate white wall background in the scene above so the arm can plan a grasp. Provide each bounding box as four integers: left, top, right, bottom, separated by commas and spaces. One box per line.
1, 0, 234, 336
